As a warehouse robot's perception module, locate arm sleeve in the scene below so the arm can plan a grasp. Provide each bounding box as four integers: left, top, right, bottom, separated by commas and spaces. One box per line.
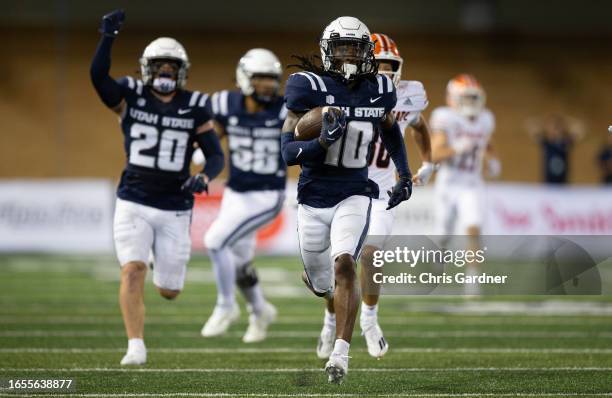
281, 132, 325, 166
90, 35, 124, 108
194, 131, 225, 181
193, 98, 214, 128
207, 91, 229, 125
380, 121, 411, 179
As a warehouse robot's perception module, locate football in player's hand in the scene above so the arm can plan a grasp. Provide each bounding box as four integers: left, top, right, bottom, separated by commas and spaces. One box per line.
294, 107, 323, 141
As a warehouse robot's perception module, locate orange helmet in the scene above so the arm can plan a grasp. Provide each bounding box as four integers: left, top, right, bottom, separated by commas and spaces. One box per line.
371, 33, 403, 86
446, 74, 486, 117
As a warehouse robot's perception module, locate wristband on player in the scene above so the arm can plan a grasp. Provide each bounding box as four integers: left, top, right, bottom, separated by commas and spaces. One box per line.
414, 161, 434, 185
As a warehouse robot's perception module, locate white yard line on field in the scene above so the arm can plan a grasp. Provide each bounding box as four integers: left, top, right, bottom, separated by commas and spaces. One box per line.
5, 300, 612, 316
2, 330, 612, 339
393, 347, 612, 354
1, 392, 612, 397
1, 367, 611, 373
1, 347, 612, 354
19, 330, 612, 338
1, 315, 611, 326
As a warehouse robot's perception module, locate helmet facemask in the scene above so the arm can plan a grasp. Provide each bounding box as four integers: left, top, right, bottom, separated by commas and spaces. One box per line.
449, 88, 486, 118
320, 36, 376, 82
376, 59, 402, 87
139, 38, 190, 94
249, 74, 281, 104
143, 58, 183, 94
446, 74, 486, 118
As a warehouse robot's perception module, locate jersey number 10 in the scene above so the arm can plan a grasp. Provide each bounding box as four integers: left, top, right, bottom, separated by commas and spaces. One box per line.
324, 121, 373, 168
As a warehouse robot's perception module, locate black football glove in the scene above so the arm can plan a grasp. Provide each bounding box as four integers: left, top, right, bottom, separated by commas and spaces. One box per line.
100, 9, 125, 37
386, 175, 412, 210
181, 174, 208, 194
319, 107, 347, 148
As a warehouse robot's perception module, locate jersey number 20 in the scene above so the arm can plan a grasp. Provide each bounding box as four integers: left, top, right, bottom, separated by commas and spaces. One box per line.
129, 123, 189, 172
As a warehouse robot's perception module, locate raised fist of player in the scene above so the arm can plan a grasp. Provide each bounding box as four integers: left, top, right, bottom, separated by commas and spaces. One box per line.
100, 9, 125, 37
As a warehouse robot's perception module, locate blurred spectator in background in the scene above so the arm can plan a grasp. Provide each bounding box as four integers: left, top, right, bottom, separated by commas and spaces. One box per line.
597, 132, 612, 184
526, 113, 585, 184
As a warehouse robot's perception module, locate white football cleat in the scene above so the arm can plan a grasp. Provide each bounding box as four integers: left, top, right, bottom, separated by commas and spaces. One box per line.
325, 352, 349, 384
201, 304, 240, 337
316, 325, 335, 359
120, 349, 146, 366
361, 320, 389, 358
242, 302, 277, 343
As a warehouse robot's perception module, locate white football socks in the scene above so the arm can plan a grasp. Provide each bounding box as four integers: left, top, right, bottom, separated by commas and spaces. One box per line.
361, 302, 378, 318
127, 338, 145, 353
332, 338, 350, 357
210, 248, 236, 309
324, 309, 336, 330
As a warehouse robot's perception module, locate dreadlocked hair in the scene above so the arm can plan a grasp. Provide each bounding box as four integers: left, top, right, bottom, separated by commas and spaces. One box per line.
287, 54, 326, 75
287, 53, 379, 83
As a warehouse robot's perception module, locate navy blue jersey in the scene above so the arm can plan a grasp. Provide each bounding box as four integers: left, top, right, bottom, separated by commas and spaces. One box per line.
208, 90, 287, 192
284, 71, 397, 207
116, 76, 212, 210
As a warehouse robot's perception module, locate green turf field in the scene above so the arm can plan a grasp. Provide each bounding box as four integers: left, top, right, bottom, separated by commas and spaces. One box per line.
1, 254, 611, 397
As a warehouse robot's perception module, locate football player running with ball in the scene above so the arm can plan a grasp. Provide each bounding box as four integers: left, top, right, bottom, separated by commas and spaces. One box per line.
314, 33, 433, 360
281, 17, 412, 383
199, 49, 287, 343
90, 10, 224, 365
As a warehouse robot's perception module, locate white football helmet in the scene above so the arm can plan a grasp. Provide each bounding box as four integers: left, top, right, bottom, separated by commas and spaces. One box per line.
140, 37, 190, 93
319, 16, 376, 82
446, 74, 486, 118
236, 48, 282, 102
